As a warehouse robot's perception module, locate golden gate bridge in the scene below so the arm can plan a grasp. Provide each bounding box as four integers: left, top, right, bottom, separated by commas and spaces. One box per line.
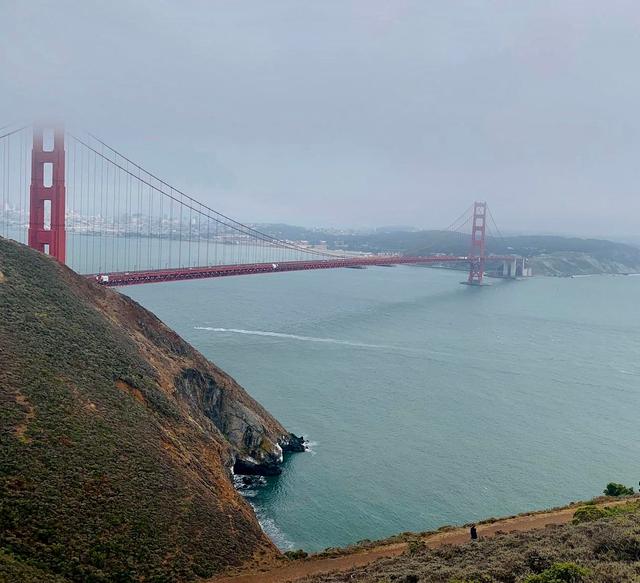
0, 124, 526, 286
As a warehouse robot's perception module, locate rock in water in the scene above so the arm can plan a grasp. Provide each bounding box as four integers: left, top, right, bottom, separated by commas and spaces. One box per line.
281, 432, 307, 452
0, 237, 301, 582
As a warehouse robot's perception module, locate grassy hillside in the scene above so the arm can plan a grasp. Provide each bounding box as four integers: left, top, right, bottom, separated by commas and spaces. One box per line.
0, 237, 298, 582
302, 500, 640, 583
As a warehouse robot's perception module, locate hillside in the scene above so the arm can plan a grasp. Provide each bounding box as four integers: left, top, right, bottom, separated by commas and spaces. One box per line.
301, 500, 640, 582
215, 498, 640, 583
412, 233, 640, 276
0, 237, 302, 582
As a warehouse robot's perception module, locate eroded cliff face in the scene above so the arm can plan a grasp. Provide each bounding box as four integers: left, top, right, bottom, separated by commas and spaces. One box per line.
0, 237, 301, 582
174, 367, 304, 475
82, 262, 304, 476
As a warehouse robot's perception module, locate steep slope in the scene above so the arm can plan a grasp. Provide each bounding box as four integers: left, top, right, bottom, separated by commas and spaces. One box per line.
0, 237, 300, 582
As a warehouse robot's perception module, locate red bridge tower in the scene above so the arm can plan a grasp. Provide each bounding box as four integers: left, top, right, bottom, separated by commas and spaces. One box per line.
467, 201, 487, 285
28, 125, 66, 263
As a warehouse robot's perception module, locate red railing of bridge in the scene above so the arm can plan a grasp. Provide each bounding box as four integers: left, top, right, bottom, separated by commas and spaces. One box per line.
89, 254, 517, 287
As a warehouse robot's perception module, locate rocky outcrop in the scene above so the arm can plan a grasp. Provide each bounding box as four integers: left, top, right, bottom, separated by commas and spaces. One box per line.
280, 432, 307, 453
81, 264, 305, 477
174, 367, 305, 475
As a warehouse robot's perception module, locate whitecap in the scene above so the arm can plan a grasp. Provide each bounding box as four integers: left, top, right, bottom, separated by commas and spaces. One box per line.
304, 440, 319, 456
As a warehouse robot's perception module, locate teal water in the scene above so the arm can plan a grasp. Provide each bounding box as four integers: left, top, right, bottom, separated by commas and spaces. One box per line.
124, 267, 640, 551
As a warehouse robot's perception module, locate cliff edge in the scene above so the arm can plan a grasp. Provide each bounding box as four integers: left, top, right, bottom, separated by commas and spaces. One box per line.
0, 237, 301, 582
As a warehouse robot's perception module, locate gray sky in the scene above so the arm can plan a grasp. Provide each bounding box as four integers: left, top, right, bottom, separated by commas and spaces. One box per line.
2, 1, 640, 235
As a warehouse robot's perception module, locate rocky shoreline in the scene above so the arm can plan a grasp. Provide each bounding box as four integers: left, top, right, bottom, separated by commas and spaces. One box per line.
233, 432, 307, 476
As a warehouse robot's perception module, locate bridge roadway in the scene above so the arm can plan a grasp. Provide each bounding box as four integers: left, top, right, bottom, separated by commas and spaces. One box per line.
89, 254, 517, 287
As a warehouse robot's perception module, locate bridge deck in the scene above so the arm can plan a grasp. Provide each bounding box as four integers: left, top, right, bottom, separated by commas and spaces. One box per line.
89, 255, 516, 287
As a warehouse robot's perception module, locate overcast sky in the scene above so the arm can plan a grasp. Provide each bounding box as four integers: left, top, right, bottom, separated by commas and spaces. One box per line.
2, 1, 640, 235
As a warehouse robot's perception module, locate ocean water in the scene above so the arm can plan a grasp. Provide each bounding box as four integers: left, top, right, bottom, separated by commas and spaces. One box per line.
123, 267, 640, 552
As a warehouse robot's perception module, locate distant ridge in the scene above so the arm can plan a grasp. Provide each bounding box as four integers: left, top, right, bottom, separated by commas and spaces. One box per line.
256, 224, 640, 275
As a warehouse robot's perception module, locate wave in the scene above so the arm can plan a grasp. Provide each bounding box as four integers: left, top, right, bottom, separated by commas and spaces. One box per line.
305, 440, 318, 456
232, 474, 295, 550
194, 326, 402, 351
252, 506, 295, 550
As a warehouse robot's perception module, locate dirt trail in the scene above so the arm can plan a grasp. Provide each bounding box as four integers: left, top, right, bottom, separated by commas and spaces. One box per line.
213, 499, 632, 583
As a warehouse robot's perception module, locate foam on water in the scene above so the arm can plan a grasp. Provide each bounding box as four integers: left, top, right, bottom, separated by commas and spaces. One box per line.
252, 508, 295, 551
233, 475, 294, 548
195, 326, 403, 351
304, 441, 319, 456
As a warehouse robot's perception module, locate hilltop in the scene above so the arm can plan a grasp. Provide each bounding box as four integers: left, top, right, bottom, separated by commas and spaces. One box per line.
0, 237, 303, 582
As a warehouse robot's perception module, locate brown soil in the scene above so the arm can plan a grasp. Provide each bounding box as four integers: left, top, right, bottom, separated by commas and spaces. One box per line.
213, 499, 633, 583
14, 391, 35, 443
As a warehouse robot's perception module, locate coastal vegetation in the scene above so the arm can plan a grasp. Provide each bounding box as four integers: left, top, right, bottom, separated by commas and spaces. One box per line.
301, 500, 640, 583
603, 483, 635, 497
573, 499, 639, 525
0, 237, 300, 582
522, 562, 590, 583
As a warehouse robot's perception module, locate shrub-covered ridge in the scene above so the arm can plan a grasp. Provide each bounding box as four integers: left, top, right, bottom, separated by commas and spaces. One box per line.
0, 237, 298, 582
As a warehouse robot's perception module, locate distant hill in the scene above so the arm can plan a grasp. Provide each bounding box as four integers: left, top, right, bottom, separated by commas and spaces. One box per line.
412, 234, 640, 276
0, 237, 302, 582
257, 224, 640, 275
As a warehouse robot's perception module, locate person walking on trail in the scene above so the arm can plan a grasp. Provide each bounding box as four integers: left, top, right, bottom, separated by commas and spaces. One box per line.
470, 524, 478, 542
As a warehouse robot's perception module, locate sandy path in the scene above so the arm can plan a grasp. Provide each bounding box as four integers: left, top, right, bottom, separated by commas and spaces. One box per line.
213, 499, 631, 583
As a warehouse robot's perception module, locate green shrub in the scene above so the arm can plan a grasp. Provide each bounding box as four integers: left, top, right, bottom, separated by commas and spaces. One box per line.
523, 562, 589, 583
593, 532, 640, 561
573, 500, 640, 524
572, 505, 607, 524
284, 549, 308, 560
524, 549, 553, 573
407, 539, 425, 555
603, 483, 634, 497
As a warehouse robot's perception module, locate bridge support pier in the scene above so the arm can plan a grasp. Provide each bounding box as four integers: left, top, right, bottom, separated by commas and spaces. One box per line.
28, 125, 66, 263
502, 258, 518, 278
502, 257, 532, 278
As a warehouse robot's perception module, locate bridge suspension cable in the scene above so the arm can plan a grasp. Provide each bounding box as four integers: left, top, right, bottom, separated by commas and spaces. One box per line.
62, 130, 346, 274
83, 132, 343, 259
0, 123, 520, 286
0, 125, 31, 244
